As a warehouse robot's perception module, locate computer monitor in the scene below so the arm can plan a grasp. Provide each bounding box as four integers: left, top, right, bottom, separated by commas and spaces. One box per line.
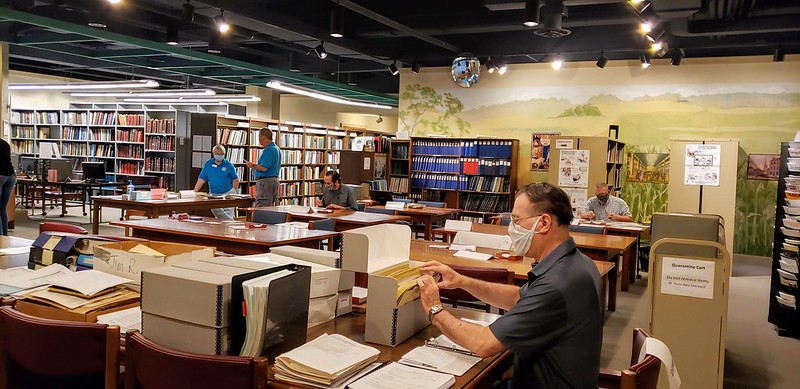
369, 190, 394, 206
82, 161, 106, 183
20, 156, 37, 176
48, 159, 73, 182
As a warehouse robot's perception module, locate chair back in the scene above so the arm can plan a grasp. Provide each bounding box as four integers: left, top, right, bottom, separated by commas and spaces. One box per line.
356, 203, 366, 212
494, 212, 512, 226
419, 201, 446, 208
569, 224, 606, 234
627, 328, 661, 389
39, 221, 89, 235
124, 331, 267, 389
392, 198, 415, 204
0, 306, 119, 389
252, 210, 288, 224
130, 176, 160, 190
309, 218, 336, 231
440, 265, 514, 313
365, 207, 397, 216
453, 231, 511, 250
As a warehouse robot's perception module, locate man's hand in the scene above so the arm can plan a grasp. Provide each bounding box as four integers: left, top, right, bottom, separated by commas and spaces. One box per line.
583, 211, 596, 220
245, 161, 255, 168
419, 261, 463, 290
417, 275, 441, 313
314, 198, 323, 207
607, 213, 618, 221
327, 204, 344, 210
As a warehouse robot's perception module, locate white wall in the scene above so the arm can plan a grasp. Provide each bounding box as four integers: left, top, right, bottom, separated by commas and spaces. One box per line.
279, 94, 398, 133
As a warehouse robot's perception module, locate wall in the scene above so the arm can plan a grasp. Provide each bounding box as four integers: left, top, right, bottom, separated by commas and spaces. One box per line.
8, 71, 85, 109
279, 94, 398, 133
398, 56, 800, 256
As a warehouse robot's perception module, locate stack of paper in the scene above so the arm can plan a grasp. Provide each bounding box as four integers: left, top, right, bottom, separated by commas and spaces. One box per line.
239, 269, 294, 357
273, 333, 380, 387
97, 306, 142, 335
376, 264, 424, 306
348, 362, 455, 389
399, 346, 481, 376
0, 264, 73, 295
47, 270, 131, 298
26, 287, 138, 312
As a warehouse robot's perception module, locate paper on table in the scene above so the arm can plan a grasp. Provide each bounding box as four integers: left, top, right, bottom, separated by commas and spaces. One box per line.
449, 244, 476, 251
400, 345, 481, 376
453, 250, 493, 261
48, 270, 131, 297
96, 306, 142, 334
348, 362, 454, 389
128, 244, 164, 257
638, 337, 681, 389
27, 288, 125, 310
0, 264, 72, 289
0, 247, 30, 255
277, 333, 380, 377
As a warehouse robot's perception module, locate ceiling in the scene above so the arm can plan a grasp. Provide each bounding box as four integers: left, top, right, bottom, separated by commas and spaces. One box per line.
0, 0, 798, 104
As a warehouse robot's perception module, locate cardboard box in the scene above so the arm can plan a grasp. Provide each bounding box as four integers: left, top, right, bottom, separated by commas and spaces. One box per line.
308, 294, 338, 328
29, 233, 114, 269
94, 240, 215, 285
336, 290, 352, 317
15, 299, 139, 323
143, 312, 231, 355
341, 224, 428, 347
267, 246, 354, 291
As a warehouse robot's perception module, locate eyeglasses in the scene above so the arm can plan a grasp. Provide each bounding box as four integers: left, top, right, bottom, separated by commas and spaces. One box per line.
511, 214, 542, 225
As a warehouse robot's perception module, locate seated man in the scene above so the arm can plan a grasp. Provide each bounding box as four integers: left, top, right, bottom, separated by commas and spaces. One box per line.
579, 182, 633, 222
417, 183, 604, 388
315, 171, 356, 210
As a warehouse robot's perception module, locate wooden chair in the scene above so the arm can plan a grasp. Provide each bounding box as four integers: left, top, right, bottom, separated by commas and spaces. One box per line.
124, 331, 268, 389
440, 265, 514, 313
252, 210, 288, 224
39, 221, 89, 235
598, 328, 662, 389
569, 224, 606, 234
392, 197, 415, 204
0, 306, 120, 389
365, 207, 397, 216
309, 218, 337, 251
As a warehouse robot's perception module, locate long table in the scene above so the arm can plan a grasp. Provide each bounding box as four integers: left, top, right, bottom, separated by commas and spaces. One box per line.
601, 222, 650, 290
409, 240, 618, 312
369, 205, 460, 240
268, 309, 512, 389
17, 178, 126, 218
110, 218, 340, 255
245, 206, 410, 231
92, 196, 254, 234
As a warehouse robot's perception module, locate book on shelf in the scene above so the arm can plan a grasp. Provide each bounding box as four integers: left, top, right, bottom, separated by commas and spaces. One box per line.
414, 140, 461, 155
273, 333, 380, 387
389, 177, 409, 193
91, 112, 117, 126
412, 156, 460, 173
145, 118, 175, 134
117, 114, 144, 126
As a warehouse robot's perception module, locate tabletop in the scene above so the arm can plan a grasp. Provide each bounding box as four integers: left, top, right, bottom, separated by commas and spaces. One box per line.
434, 223, 637, 252
93, 195, 253, 207
370, 205, 460, 216
255, 206, 410, 225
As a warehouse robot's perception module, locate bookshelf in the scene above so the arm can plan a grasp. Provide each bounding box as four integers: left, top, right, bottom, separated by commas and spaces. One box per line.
407, 138, 519, 222
388, 140, 411, 196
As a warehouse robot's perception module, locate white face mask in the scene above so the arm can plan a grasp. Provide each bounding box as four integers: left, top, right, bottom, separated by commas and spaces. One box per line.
507, 216, 541, 256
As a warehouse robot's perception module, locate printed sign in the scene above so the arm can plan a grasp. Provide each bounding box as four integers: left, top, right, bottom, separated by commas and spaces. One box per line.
684, 144, 721, 186
555, 139, 573, 149
557, 149, 590, 188
660, 256, 715, 299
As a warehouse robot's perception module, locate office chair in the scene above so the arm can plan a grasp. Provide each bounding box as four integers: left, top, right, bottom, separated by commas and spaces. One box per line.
365, 207, 397, 216
309, 218, 338, 251
569, 224, 606, 234
39, 221, 89, 235
418, 201, 446, 208
124, 331, 268, 389
252, 210, 289, 225
598, 328, 662, 389
0, 306, 120, 389
439, 265, 514, 313
413, 200, 447, 238
392, 198, 415, 204
356, 203, 366, 212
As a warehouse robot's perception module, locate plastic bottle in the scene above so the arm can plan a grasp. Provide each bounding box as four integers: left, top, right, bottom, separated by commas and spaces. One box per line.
127, 180, 135, 198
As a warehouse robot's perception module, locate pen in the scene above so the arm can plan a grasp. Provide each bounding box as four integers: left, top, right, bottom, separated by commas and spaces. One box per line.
402, 359, 438, 369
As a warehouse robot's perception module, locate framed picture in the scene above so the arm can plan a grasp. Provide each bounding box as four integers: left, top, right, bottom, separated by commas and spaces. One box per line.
747, 154, 780, 180
531, 132, 559, 171
626, 152, 670, 183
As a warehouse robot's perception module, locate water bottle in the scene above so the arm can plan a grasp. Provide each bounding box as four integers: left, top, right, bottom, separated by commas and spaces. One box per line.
127, 180, 135, 199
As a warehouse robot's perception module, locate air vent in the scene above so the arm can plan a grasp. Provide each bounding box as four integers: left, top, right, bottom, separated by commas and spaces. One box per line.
533, 1, 571, 38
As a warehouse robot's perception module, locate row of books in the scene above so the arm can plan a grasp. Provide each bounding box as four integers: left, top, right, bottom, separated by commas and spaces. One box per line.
327, 151, 341, 164
370, 179, 388, 191
144, 157, 175, 173
12, 140, 35, 154
36, 111, 60, 124
234, 166, 245, 181
61, 143, 88, 156
391, 160, 409, 176
459, 216, 486, 223
118, 145, 144, 159
392, 143, 410, 159
90, 144, 115, 158
465, 176, 509, 193
226, 148, 247, 164
306, 135, 325, 149
117, 161, 143, 175
249, 149, 260, 162
304, 166, 324, 181
11, 111, 36, 124
281, 150, 303, 164
461, 158, 512, 176
218, 128, 249, 146
117, 129, 144, 143
278, 197, 316, 206
279, 133, 304, 148
460, 141, 514, 158
62, 127, 89, 140
410, 173, 461, 190
302, 181, 321, 196
389, 177, 410, 193
145, 137, 175, 151
145, 119, 175, 134
157, 175, 174, 191
330, 138, 343, 150
412, 156, 460, 173
91, 128, 114, 141
459, 193, 510, 213
63, 111, 88, 125
11, 126, 36, 138
413, 140, 461, 156
280, 166, 300, 181
304, 151, 326, 164
117, 114, 144, 126
91, 112, 117, 126
279, 182, 302, 197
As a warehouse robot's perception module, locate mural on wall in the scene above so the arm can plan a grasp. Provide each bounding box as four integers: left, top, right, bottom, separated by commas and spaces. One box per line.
397, 84, 471, 136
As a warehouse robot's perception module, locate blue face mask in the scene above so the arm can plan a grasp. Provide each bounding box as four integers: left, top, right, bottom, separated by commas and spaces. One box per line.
213, 154, 224, 162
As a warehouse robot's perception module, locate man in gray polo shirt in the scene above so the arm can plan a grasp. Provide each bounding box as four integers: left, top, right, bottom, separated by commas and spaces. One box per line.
579, 182, 633, 222
315, 170, 356, 210
418, 183, 603, 388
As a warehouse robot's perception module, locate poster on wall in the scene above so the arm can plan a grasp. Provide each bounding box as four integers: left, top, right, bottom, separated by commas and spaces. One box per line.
684, 144, 721, 186
558, 149, 590, 187
374, 154, 387, 179
563, 187, 588, 212
747, 154, 780, 181
626, 152, 670, 183
531, 132, 559, 171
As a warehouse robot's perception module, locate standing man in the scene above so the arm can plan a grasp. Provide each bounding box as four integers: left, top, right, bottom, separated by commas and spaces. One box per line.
246, 128, 281, 207
417, 183, 604, 388
579, 182, 633, 222
315, 171, 357, 210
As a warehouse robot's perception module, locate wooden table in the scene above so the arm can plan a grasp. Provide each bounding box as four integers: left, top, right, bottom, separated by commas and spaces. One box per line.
602, 222, 650, 290
369, 205, 459, 240
409, 240, 618, 312
0, 236, 34, 269
245, 206, 410, 231
110, 218, 340, 255
268, 309, 512, 389
92, 196, 254, 234
17, 178, 126, 218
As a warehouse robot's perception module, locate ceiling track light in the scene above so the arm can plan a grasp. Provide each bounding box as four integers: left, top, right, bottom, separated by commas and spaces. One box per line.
314, 42, 328, 59
208, 31, 223, 54
497, 62, 508, 75
10, 80, 159, 90
486, 57, 497, 73
640, 22, 652, 33
671, 49, 684, 66
411, 61, 421, 74
214, 9, 229, 33
266, 80, 394, 110
596, 52, 608, 68
628, 0, 651, 13
376, 116, 384, 124
330, 5, 344, 38
166, 20, 179, 46
69, 89, 215, 98
523, 0, 542, 27
388, 61, 400, 76
640, 54, 651, 69
774, 48, 785, 62
289, 52, 301, 72
551, 55, 564, 70
182, 0, 195, 23
107, 0, 122, 4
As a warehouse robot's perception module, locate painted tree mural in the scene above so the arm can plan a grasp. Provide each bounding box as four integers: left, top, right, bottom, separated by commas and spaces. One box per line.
398, 84, 470, 136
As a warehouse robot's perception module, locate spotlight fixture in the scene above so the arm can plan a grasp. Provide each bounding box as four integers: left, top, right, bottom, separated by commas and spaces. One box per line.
266, 81, 394, 110
376, 116, 384, 124
774, 48, 785, 62
208, 31, 222, 54
388, 61, 399, 76
523, 0, 541, 27
628, 0, 651, 13
411, 61, 421, 74
654, 41, 669, 57
640, 22, 652, 33
330, 5, 344, 38
182, 0, 195, 23
651, 41, 663, 52
288, 53, 301, 72
596, 52, 608, 68
10, 80, 159, 90
166, 20, 179, 45
88, 22, 107, 29
214, 10, 229, 33
107, 0, 122, 4
486, 57, 498, 73
347, 73, 357, 86
497, 62, 508, 75
671, 49, 684, 66
551, 55, 563, 70
640, 54, 651, 69
314, 42, 328, 59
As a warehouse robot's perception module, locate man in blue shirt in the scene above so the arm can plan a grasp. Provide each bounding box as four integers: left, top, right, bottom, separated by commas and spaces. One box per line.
246, 128, 281, 207
194, 144, 239, 220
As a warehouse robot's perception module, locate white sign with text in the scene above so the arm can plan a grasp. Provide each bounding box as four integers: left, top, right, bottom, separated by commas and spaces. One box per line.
661, 256, 715, 299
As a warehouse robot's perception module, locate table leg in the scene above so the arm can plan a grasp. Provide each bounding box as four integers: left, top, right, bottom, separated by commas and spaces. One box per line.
60, 188, 67, 217
621, 245, 636, 292
92, 204, 101, 234
425, 220, 433, 240
608, 262, 617, 312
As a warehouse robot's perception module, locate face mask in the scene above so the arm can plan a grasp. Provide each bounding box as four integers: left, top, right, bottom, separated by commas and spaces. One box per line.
507, 216, 540, 256
597, 194, 609, 203
213, 154, 224, 162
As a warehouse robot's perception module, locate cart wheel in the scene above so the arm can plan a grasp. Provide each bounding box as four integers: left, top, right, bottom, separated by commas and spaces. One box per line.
83, 213, 87, 216
59, 214, 65, 217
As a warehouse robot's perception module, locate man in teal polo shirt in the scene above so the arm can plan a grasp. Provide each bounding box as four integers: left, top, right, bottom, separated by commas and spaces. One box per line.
246, 128, 281, 207
194, 144, 239, 219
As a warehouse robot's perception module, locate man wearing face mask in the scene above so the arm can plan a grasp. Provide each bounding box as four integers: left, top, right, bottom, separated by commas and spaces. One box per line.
579, 182, 633, 222
315, 171, 356, 210
194, 144, 239, 220
417, 183, 603, 389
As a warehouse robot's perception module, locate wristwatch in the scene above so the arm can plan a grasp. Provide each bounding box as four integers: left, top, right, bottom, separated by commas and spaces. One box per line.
428, 304, 444, 322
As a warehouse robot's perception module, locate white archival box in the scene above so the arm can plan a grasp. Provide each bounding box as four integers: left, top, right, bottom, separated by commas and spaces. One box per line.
453, 231, 512, 250
385, 201, 406, 211
342, 224, 429, 346
444, 219, 472, 232
268, 246, 355, 292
